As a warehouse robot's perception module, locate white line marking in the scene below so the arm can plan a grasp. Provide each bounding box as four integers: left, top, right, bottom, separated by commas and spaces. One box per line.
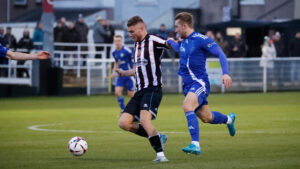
27, 123, 300, 134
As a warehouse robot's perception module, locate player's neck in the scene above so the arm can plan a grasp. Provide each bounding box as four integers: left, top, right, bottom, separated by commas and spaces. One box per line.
185, 29, 194, 38
116, 46, 122, 51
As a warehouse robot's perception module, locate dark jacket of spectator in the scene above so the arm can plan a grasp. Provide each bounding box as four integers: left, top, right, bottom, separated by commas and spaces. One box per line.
4, 33, 17, 50
63, 25, 80, 51
288, 36, 300, 57
75, 21, 89, 43
104, 22, 115, 43
228, 33, 247, 58
18, 31, 34, 53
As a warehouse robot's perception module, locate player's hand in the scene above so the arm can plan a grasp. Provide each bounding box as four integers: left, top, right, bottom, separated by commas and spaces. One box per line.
36, 51, 50, 60
222, 74, 232, 89
115, 68, 125, 77
110, 73, 115, 79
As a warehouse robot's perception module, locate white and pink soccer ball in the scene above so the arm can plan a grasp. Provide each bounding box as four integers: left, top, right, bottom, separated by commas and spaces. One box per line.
68, 136, 88, 156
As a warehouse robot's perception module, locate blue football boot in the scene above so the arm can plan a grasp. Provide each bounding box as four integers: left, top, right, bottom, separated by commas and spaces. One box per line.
227, 113, 236, 136
182, 144, 201, 155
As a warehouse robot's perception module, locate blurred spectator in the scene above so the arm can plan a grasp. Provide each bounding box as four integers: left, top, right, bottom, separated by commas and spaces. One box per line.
260, 36, 276, 68
0, 27, 8, 77
33, 21, 43, 49
215, 31, 230, 56
288, 31, 300, 82
93, 16, 109, 58
228, 33, 247, 58
0, 27, 8, 46
63, 21, 80, 50
18, 29, 34, 52
288, 31, 300, 57
75, 14, 89, 64
60, 17, 68, 29
104, 20, 115, 44
205, 30, 215, 41
157, 24, 168, 39
18, 29, 33, 77
272, 32, 286, 57
104, 20, 115, 58
63, 21, 80, 66
4, 27, 17, 50
54, 21, 65, 43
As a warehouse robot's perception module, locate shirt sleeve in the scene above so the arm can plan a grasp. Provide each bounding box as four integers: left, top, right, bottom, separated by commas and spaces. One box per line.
167, 39, 180, 52
200, 38, 229, 75
0, 44, 9, 59
151, 35, 168, 48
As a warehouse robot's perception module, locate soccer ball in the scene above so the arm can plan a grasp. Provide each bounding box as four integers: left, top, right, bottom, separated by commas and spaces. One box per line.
68, 136, 88, 156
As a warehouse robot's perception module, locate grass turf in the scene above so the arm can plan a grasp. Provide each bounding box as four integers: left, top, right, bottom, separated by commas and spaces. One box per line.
0, 92, 300, 169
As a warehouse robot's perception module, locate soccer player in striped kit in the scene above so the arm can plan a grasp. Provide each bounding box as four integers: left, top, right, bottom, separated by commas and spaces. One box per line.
167, 12, 236, 155
116, 16, 169, 163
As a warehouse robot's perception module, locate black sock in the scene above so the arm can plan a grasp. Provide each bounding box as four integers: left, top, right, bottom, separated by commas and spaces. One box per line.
149, 135, 163, 153
135, 124, 148, 138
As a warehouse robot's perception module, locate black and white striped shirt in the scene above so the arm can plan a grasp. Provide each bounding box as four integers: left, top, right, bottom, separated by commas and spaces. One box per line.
134, 34, 168, 91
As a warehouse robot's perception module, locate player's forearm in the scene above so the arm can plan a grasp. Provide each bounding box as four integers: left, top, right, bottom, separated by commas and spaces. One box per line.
209, 46, 229, 75
6, 51, 37, 60
167, 39, 180, 52
123, 69, 135, 76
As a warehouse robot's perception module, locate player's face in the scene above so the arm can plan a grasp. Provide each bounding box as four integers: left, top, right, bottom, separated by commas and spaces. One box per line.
127, 23, 143, 42
114, 37, 122, 49
175, 20, 186, 38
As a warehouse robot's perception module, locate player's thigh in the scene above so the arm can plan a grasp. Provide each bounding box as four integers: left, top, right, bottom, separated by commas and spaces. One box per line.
140, 88, 162, 120
139, 110, 153, 125
115, 86, 124, 97
183, 92, 199, 112
196, 105, 212, 123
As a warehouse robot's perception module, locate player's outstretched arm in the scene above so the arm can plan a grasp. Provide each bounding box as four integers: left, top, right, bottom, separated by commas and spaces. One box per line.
6, 50, 50, 60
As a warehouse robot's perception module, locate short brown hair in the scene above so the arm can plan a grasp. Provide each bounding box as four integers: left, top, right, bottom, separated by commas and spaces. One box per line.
114, 35, 123, 39
127, 15, 144, 27
175, 12, 193, 28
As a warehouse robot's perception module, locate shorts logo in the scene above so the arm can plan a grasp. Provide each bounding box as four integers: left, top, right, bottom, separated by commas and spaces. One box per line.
188, 126, 194, 130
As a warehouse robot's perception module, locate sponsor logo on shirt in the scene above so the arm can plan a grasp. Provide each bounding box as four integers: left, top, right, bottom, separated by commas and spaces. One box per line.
192, 33, 208, 40
136, 58, 148, 67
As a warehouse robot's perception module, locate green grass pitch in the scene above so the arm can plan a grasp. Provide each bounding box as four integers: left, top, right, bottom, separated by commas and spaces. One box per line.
0, 92, 300, 169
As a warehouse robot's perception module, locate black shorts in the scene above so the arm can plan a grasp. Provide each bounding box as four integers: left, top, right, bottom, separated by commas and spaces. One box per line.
123, 86, 162, 121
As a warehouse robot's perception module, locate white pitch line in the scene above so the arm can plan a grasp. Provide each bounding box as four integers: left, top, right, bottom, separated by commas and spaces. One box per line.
27, 123, 300, 135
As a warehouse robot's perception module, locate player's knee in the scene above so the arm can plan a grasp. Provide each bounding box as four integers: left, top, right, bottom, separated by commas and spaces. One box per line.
115, 91, 122, 97
118, 120, 131, 131
182, 103, 193, 113
199, 113, 212, 123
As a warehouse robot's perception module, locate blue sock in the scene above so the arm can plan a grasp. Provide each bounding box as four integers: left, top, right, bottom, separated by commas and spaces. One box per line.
185, 111, 199, 142
210, 111, 228, 124
117, 96, 125, 110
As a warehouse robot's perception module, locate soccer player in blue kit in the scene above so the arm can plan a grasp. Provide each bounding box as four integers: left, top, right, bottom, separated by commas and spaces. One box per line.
167, 12, 236, 155
0, 44, 50, 60
111, 35, 135, 112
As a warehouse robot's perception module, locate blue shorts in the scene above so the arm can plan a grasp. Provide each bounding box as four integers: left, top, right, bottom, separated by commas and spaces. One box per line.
116, 77, 135, 91
183, 80, 210, 111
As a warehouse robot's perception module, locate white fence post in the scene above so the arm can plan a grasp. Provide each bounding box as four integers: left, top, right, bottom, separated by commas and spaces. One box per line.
263, 62, 267, 93
87, 60, 91, 96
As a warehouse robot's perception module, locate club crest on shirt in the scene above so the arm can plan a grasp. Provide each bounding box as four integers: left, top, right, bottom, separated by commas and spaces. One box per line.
120, 53, 124, 58
180, 46, 185, 52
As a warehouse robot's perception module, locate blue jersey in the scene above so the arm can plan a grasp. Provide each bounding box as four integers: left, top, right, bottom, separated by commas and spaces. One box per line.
0, 44, 8, 59
178, 32, 229, 86
112, 46, 133, 71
